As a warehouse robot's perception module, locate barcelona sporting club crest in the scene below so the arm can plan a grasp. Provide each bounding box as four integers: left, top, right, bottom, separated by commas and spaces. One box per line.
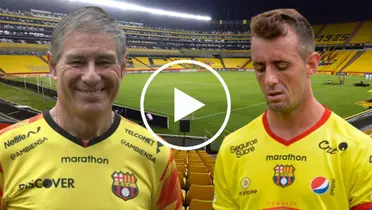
273, 165, 295, 188
111, 171, 139, 201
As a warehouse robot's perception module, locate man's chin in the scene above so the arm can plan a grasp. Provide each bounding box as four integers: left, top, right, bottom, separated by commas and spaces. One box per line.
267, 102, 291, 113
76, 103, 109, 115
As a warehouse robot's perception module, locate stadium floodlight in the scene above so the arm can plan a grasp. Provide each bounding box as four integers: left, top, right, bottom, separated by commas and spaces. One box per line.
69, 0, 212, 21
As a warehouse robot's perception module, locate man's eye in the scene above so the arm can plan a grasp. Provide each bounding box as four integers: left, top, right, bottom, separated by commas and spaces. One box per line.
277, 63, 288, 70
69, 61, 85, 66
254, 66, 265, 72
97, 61, 112, 66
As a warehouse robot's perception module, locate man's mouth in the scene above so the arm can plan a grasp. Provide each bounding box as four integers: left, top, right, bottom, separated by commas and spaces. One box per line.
268, 91, 282, 97
77, 88, 104, 96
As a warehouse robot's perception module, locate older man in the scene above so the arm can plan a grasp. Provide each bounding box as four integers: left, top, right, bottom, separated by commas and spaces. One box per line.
0, 7, 182, 210
213, 9, 372, 210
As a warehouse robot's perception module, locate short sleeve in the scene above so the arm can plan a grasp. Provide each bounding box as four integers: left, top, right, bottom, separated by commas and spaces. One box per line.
350, 141, 372, 210
213, 140, 239, 210
153, 150, 183, 210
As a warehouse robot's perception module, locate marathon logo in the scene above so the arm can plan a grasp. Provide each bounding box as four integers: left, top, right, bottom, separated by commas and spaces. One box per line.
19, 178, 75, 190
4, 126, 41, 149
266, 154, 307, 162
61, 155, 109, 165
121, 139, 156, 163
230, 139, 258, 158
10, 137, 48, 160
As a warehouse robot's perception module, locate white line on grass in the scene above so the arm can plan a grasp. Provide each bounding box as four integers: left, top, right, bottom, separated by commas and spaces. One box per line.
193, 85, 340, 121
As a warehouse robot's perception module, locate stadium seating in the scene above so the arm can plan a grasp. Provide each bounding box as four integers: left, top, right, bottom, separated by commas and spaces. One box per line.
173, 150, 216, 208
315, 22, 358, 45
343, 50, 372, 73
194, 58, 223, 69
350, 21, 372, 44
312, 24, 324, 36
0, 55, 49, 75
188, 199, 213, 210
223, 58, 250, 69
317, 50, 358, 72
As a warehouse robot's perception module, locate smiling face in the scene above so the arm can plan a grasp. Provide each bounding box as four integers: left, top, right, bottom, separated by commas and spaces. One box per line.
251, 26, 319, 113
48, 31, 125, 116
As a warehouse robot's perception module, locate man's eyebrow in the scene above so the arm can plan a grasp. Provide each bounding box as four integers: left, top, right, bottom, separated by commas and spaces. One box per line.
65, 54, 86, 60
252, 61, 264, 66
273, 60, 289, 65
95, 54, 116, 61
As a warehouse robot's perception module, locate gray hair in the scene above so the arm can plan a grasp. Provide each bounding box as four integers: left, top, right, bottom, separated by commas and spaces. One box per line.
50, 6, 126, 65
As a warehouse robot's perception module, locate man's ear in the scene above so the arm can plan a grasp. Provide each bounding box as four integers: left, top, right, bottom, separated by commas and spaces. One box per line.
307, 52, 320, 77
120, 52, 128, 79
47, 51, 57, 80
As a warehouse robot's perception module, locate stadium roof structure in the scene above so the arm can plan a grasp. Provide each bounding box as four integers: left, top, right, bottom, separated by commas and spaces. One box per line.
2, 0, 372, 27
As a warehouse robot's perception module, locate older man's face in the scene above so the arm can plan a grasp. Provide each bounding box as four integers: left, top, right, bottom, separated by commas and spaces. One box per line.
51, 31, 125, 115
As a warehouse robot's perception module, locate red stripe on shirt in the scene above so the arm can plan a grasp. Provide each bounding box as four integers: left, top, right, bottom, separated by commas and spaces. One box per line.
28, 113, 43, 123
352, 202, 372, 210
159, 150, 174, 182
156, 168, 182, 210
263, 105, 331, 146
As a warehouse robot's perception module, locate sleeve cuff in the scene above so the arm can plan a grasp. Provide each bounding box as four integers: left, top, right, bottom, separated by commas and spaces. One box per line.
352, 202, 372, 210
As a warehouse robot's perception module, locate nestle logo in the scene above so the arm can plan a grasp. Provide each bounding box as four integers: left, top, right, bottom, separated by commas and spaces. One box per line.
4, 126, 41, 149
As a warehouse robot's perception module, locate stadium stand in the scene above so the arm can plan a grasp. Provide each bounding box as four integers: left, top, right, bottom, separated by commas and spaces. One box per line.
350, 21, 372, 44
317, 49, 359, 72
174, 150, 215, 209
0, 55, 49, 75
223, 58, 250, 69
315, 22, 357, 45
343, 50, 372, 73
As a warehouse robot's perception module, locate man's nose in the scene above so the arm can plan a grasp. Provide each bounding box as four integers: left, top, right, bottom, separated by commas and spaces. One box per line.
81, 61, 100, 86
264, 66, 279, 87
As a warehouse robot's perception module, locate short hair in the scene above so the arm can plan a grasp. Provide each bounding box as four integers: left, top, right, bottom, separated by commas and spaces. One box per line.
50, 6, 126, 65
250, 9, 315, 60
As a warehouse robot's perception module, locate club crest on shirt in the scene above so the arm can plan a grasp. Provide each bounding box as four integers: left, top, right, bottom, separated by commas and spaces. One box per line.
111, 171, 139, 201
273, 165, 295, 188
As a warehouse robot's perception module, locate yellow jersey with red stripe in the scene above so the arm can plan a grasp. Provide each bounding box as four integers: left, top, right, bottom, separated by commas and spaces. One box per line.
213, 107, 372, 210
0, 111, 182, 210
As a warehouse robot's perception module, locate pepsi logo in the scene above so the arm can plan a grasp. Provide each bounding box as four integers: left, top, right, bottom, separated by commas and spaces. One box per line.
311, 177, 329, 194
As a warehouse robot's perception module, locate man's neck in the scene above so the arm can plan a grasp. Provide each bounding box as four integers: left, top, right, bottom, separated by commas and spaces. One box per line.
266, 97, 325, 141
50, 105, 114, 141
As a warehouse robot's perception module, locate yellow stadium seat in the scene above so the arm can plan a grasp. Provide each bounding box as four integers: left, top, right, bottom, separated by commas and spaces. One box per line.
187, 199, 213, 210
187, 173, 212, 188
185, 185, 214, 206
177, 165, 186, 177
188, 166, 207, 174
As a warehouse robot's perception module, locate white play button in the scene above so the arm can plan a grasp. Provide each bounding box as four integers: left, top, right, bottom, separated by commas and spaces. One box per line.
174, 88, 205, 122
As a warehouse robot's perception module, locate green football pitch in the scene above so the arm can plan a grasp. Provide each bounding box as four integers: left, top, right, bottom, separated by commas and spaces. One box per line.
1, 71, 371, 149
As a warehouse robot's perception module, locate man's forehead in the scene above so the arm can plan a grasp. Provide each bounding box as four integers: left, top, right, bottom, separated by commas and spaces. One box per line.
251, 37, 300, 61
62, 31, 117, 53
65, 50, 117, 59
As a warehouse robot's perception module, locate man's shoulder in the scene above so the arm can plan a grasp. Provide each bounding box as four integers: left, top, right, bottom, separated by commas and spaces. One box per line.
221, 114, 263, 149
327, 112, 371, 145
0, 113, 44, 139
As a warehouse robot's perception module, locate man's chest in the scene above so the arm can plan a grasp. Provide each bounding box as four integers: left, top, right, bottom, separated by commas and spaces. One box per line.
227, 137, 352, 209
3, 146, 156, 210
